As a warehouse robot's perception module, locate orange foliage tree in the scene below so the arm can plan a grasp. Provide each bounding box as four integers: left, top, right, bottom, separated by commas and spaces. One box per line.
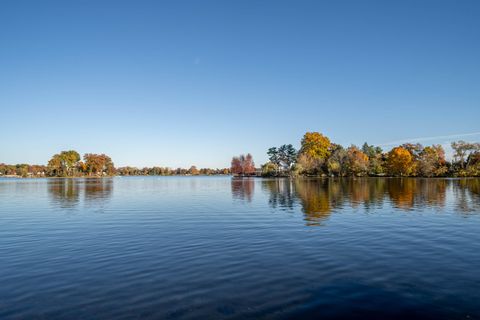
83, 153, 115, 176
231, 153, 255, 175
188, 166, 199, 175
387, 147, 413, 176
346, 146, 369, 176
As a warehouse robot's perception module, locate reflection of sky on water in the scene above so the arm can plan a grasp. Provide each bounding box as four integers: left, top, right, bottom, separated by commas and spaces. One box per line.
1, 176, 480, 319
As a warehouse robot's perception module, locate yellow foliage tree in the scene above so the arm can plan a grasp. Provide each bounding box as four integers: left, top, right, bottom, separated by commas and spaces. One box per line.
298, 132, 331, 174
299, 132, 331, 159
387, 147, 414, 176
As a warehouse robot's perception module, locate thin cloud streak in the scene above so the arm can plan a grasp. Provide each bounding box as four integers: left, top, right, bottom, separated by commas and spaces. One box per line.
377, 132, 480, 147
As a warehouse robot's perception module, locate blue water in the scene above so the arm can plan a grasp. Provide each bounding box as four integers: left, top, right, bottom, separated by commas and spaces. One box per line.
0, 177, 479, 319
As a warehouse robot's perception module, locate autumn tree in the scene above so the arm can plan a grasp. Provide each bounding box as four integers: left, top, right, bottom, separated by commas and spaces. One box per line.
346, 146, 369, 176
298, 132, 331, 174
231, 153, 255, 176
400, 143, 423, 176
387, 147, 414, 176
231, 157, 242, 175
47, 154, 63, 176
47, 150, 80, 177
15, 164, 29, 178
261, 162, 279, 177
327, 144, 348, 176
199, 168, 210, 175
188, 165, 199, 175
452, 141, 480, 170
117, 166, 141, 176
0, 163, 16, 175
83, 153, 115, 176
243, 153, 256, 175
295, 153, 316, 176
300, 132, 331, 159
175, 167, 188, 175
466, 152, 480, 176
27, 164, 47, 177
418, 145, 448, 177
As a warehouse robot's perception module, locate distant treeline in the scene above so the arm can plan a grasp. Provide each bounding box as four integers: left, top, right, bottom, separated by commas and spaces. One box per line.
0, 151, 114, 178
3, 132, 480, 178
250, 132, 480, 177
0, 150, 230, 178
116, 166, 230, 176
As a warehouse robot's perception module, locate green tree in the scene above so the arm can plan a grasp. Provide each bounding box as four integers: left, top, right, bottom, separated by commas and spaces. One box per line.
267, 147, 280, 167
327, 144, 348, 176
278, 144, 297, 170
362, 143, 384, 175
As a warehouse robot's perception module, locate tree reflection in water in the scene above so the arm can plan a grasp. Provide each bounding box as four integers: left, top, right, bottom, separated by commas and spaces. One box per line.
294, 179, 335, 226
48, 178, 113, 209
83, 178, 113, 204
231, 178, 255, 202
261, 178, 296, 210
48, 178, 80, 208
257, 178, 480, 226
453, 178, 480, 213
386, 178, 447, 210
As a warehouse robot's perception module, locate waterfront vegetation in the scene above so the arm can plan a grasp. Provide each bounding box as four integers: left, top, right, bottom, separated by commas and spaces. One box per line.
0, 151, 116, 178
0, 151, 230, 178
256, 132, 480, 177
2, 131, 480, 178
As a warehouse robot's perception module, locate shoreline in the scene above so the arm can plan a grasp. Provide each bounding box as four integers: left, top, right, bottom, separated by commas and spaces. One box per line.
2, 175, 479, 180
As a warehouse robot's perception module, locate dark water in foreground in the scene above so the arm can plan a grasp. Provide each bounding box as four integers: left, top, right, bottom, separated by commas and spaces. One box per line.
1, 177, 479, 319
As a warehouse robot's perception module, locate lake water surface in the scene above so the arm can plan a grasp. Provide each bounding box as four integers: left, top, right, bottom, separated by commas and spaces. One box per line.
1, 177, 479, 319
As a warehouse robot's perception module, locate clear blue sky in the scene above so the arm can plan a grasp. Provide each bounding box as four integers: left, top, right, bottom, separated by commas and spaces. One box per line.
1, 0, 479, 168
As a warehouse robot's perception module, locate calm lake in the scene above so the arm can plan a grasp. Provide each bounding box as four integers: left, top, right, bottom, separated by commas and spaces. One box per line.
0, 177, 479, 319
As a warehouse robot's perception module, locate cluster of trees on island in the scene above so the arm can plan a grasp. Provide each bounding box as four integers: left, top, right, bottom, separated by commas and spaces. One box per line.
0, 151, 115, 178
252, 132, 480, 177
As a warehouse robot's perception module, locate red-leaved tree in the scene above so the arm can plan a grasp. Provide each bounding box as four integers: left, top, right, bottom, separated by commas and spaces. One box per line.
231, 153, 255, 175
